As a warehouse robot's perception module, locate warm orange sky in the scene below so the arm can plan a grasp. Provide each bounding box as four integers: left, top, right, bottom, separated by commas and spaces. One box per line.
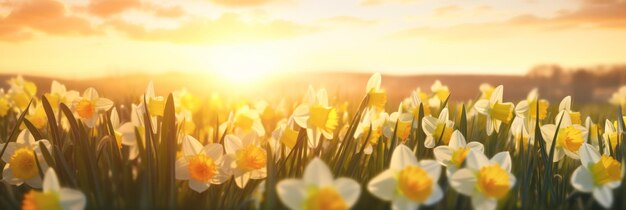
0, 0, 625, 80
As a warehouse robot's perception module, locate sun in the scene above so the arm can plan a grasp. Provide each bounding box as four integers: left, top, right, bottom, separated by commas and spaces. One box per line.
210, 44, 281, 84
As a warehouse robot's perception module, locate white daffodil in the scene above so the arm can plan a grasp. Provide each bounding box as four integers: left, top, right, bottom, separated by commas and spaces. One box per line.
571, 143, 624, 208
434, 130, 484, 176
354, 108, 388, 154
110, 106, 141, 159
602, 119, 620, 154
366, 73, 387, 110
422, 107, 454, 148
510, 117, 534, 150
7, 75, 37, 112
72, 88, 113, 128
474, 85, 514, 136
277, 157, 360, 210
22, 168, 86, 210
175, 135, 229, 193
368, 144, 443, 210
270, 118, 300, 156
431, 80, 449, 102
383, 106, 413, 142
450, 150, 516, 210
514, 88, 549, 120
293, 87, 339, 148
143, 81, 165, 117
232, 105, 266, 137
405, 88, 431, 120
44, 80, 79, 113
224, 134, 267, 188
559, 96, 582, 125
1, 129, 51, 188
585, 117, 599, 148
541, 111, 588, 162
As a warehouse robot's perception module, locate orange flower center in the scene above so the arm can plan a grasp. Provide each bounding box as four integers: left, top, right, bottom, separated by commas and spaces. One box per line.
187, 154, 217, 182
235, 144, 267, 171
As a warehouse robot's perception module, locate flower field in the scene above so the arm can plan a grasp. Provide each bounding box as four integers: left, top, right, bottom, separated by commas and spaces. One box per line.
0, 74, 625, 210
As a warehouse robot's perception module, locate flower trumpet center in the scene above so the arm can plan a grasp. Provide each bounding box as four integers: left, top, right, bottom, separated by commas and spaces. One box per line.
368, 91, 387, 109
309, 105, 338, 133
556, 126, 584, 153
22, 191, 61, 210
148, 98, 165, 116
397, 166, 433, 202
235, 145, 267, 171
280, 127, 299, 149
569, 112, 582, 125
433, 123, 453, 145
9, 147, 38, 180
477, 164, 510, 199
590, 155, 622, 185
304, 187, 347, 210
528, 100, 549, 120
451, 147, 470, 168
490, 102, 513, 122
187, 154, 218, 182
235, 114, 255, 131
76, 99, 95, 119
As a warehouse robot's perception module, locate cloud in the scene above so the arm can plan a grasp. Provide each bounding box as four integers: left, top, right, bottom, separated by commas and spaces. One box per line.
208, 0, 284, 7
360, 0, 417, 6
0, 0, 99, 41
106, 13, 317, 44
150, 5, 184, 18
317, 16, 377, 27
87, 0, 141, 17
433, 5, 462, 17
394, 1, 626, 41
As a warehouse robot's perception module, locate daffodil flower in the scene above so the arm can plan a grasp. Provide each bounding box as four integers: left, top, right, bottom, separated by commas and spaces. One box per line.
383, 107, 413, 142
422, 107, 454, 148
270, 118, 300, 156
585, 117, 599, 148
277, 157, 361, 210
22, 168, 86, 210
559, 96, 582, 125
72, 88, 113, 128
232, 105, 266, 137
571, 143, 624, 208
44, 81, 79, 114
450, 150, 516, 210
368, 144, 443, 210
224, 134, 267, 188
7, 75, 37, 112
26, 102, 47, 130
514, 88, 549, 120
541, 111, 588, 162
405, 88, 430, 119
602, 119, 621, 154
431, 80, 449, 102
354, 108, 388, 154
293, 87, 339, 148
510, 117, 534, 150
1, 129, 51, 188
366, 73, 387, 110
175, 135, 229, 193
479, 83, 495, 100
474, 85, 514, 136
433, 130, 484, 176
143, 81, 165, 117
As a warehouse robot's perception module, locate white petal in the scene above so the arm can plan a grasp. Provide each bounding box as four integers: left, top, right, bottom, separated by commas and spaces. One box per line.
570, 166, 594, 193
234, 170, 251, 188
474, 100, 490, 115
472, 195, 497, 210
559, 96, 571, 111
188, 179, 210, 193
424, 184, 443, 206
303, 158, 333, 187
438, 108, 449, 122
490, 152, 512, 172
466, 150, 489, 170
59, 188, 87, 210
175, 158, 190, 180
433, 146, 452, 166
540, 124, 556, 143
450, 169, 477, 196
485, 117, 494, 136
224, 135, 243, 154
593, 186, 613, 208
292, 104, 310, 128
555, 110, 572, 127
515, 100, 529, 118
96, 98, 114, 111
579, 143, 601, 169
448, 130, 466, 149
182, 135, 203, 156
391, 196, 417, 210
43, 168, 60, 193
276, 179, 307, 210
367, 170, 397, 201
334, 178, 361, 207
17, 129, 35, 145
420, 160, 441, 182
424, 136, 435, 149
2, 165, 23, 185
83, 88, 98, 101
489, 85, 503, 104
467, 142, 484, 153
317, 89, 329, 107
366, 73, 381, 92
202, 144, 224, 160
421, 116, 438, 136
0, 142, 16, 162
390, 144, 418, 171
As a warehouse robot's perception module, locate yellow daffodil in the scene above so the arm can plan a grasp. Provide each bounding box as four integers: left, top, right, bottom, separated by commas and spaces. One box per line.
44, 81, 79, 113
383, 106, 413, 142
571, 143, 624, 208
224, 134, 267, 188
72, 88, 113, 128
1, 129, 51, 188
474, 85, 514, 135
450, 151, 516, 210
176, 135, 229, 193
233, 105, 266, 137
7, 75, 37, 112
541, 111, 588, 162
434, 130, 484, 176
293, 87, 339, 148
431, 80, 449, 102
22, 168, 86, 210
354, 108, 388, 154
271, 118, 300, 154
277, 157, 361, 210
26, 102, 47, 130
479, 83, 495, 100
559, 96, 582, 125
368, 144, 443, 210
143, 81, 165, 117
366, 73, 387, 110
422, 108, 454, 148
602, 119, 620, 154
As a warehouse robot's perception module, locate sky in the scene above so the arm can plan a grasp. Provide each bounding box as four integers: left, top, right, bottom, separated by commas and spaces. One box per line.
0, 0, 625, 80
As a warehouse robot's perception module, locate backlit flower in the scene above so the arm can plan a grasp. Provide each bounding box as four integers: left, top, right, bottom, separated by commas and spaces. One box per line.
571, 143, 624, 208
433, 130, 484, 176
474, 85, 514, 135
1, 129, 51, 188
72, 88, 113, 128
22, 168, 86, 210
422, 108, 454, 148
175, 135, 228, 193
541, 111, 588, 162
293, 87, 339, 148
224, 134, 267, 188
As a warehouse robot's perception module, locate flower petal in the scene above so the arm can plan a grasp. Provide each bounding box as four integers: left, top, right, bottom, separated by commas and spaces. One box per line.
391, 196, 417, 210
433, 146, 452, 166
182, 135, 203, 156
276, 179, 307, 210
448, 130, 466, 149
59, 188, 87, 210
304, 157, 333, 187
592, 186, 613, 209
467, 142, 484, 153
424, 184, 444, 206
43, 168, 60, 193
334, 177, 361, 207
466, 150, 489, 170
421, 116, 438, 136
188, 179, 210, 193
570, 166, 593, 193
390, 144, 418, 171
450, 168, 477, 196
175, 158, 190, 180
420, 160, 441, 182
367, 170, 397, 201
472, 195, 497, 210
490, 152, 512, 172
202, 144, 224, 160
224, 135, 243, 155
